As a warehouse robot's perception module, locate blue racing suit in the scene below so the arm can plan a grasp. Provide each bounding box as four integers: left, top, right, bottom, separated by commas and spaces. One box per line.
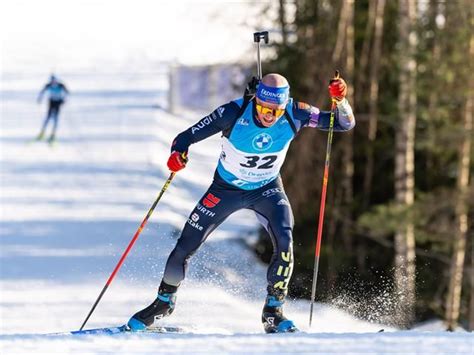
38, 81, 69, 138
162, 96, 355, 296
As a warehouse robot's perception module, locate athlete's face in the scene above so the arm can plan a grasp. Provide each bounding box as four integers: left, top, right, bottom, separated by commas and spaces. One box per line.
255, 98, 287, 127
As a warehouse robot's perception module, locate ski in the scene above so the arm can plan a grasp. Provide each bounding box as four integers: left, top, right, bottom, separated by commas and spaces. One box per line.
71, 325, 128, 335
49, 324, 184, 336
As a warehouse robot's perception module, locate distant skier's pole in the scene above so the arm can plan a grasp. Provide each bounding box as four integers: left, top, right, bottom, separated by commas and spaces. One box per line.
253, 31, 269, 80
79, 172, 177, 331
309, 71, 340, 327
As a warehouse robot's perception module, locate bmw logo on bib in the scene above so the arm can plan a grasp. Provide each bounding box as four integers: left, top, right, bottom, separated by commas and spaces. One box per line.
252, 133, 273, 151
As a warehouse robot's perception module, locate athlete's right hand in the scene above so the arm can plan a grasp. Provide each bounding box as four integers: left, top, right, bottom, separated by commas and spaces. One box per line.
328, 77, 347, 102
167, 151, 188, 172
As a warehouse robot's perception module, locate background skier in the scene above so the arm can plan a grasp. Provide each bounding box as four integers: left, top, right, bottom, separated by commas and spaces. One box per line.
36, 74, 69, 143
128, 73, 355, 333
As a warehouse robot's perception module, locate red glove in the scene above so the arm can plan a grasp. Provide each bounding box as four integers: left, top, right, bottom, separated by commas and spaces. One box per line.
167, 151, 187, 172
328, 77, 347, 102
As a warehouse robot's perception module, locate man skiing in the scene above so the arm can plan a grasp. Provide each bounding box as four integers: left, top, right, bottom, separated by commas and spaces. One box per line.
37, 74, 69, 143
128, 73, 355, 333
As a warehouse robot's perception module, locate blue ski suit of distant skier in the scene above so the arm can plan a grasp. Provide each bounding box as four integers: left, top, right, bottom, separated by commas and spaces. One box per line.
37, 75, 69, 141
162, 95, 355, 295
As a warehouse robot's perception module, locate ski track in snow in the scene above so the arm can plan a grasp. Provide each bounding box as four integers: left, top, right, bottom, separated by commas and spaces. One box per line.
1, 72, 472, 354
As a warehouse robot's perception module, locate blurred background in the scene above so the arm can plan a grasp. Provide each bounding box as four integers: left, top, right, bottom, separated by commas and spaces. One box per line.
1, 0, 473, 332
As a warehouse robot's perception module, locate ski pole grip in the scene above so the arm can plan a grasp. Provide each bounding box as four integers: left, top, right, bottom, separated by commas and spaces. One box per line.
329, 70, 341, 104
253, 31, 269, 44
329, 70, 340, 84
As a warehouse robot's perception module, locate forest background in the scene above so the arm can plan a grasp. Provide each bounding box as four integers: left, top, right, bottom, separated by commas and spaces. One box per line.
254, 0, 473, 331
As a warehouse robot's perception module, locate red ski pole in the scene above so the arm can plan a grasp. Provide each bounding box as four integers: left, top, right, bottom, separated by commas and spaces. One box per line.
309, 71, 340, 327
79, 172, 177, 331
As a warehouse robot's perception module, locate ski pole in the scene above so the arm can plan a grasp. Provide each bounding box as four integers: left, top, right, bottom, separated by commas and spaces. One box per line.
309, 71, 340, 327
253, 31, 269, 80
79, 171, 177, 331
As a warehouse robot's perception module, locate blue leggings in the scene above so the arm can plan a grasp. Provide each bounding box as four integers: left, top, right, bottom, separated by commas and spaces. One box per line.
162, 173, 294, 296
41, 100, 62, 135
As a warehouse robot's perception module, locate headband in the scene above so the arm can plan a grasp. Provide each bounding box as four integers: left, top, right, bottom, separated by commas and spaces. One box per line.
256, 83, 290, 105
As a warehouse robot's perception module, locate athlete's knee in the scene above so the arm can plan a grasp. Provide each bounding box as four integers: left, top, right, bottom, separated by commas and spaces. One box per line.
273, 226, 293, 254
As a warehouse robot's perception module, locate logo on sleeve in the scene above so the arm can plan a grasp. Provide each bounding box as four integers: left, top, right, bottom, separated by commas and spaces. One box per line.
217, 106, 225, 117
252, 133, 273, 151
191, 114, 219, 134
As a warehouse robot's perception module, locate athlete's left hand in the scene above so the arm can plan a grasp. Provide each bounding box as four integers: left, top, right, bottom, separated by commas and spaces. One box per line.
328, 77, 347, 102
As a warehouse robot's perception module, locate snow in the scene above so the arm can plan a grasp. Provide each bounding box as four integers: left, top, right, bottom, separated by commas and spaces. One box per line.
1, 72, 473, 354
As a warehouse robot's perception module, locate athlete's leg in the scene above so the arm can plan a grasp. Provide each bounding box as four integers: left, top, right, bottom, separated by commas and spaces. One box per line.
128, 178, 244, 330
38, 102, 54, 139
249, 178, 298, 333
250, 179, 295, 296
162, 181, 243, 287
49, 101, 61, 141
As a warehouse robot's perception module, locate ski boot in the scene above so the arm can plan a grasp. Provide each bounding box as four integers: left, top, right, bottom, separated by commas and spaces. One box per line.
35, 131, 45, 141
261, 293, 298, 333
127, 283, 177, 331
48, 134, 56, 145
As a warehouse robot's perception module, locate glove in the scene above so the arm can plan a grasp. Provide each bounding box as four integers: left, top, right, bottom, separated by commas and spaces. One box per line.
167, 151, 187, 172
328, 77, 347, 102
